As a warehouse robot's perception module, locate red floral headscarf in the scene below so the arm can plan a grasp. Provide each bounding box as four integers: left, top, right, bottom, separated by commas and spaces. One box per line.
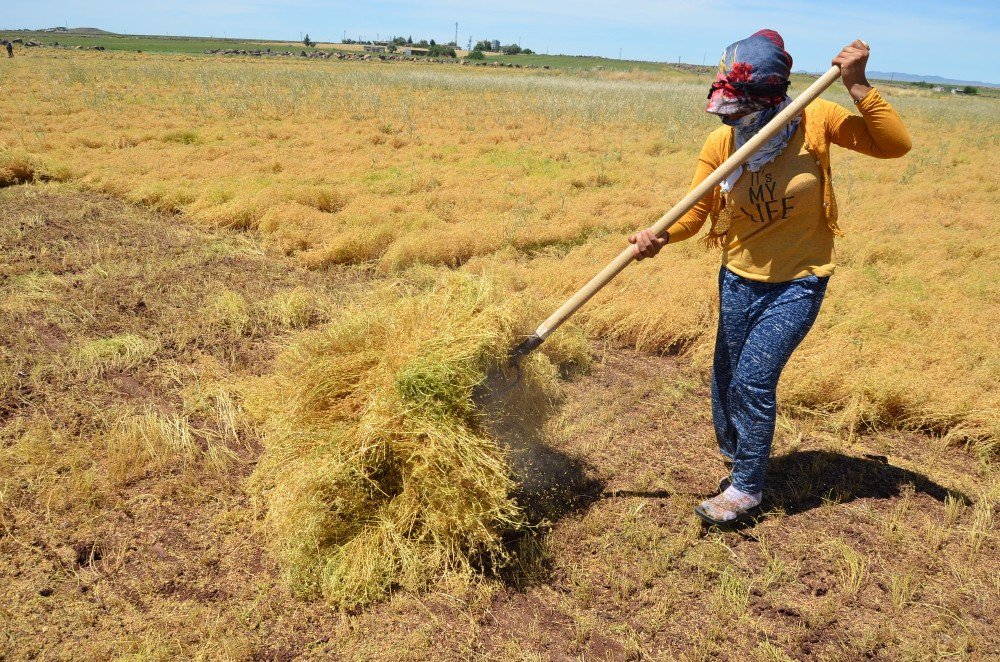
706, 29, 793, 116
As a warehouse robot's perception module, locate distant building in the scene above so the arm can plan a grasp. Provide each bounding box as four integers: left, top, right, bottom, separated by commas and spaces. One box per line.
402, 47, 428, 56
363, 44, 386, 53
491, 39, 500, 51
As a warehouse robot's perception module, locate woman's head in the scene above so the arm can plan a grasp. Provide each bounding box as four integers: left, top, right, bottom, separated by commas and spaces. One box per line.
707, 29, 793, 118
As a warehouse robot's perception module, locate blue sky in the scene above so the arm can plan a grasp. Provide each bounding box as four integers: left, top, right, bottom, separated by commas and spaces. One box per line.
6, 1, 998, 83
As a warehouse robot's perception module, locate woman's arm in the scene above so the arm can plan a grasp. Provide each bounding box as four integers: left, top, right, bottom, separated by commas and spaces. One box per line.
629, 133, 720, 260
834, 40, 875, 103
827, 40, 912, 158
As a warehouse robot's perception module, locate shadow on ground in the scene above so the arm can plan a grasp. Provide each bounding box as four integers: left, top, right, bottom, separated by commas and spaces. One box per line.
473, 367, 605, 586
475, 371, 603, 527
702, 449, 971, 534
766, 449, 970, 513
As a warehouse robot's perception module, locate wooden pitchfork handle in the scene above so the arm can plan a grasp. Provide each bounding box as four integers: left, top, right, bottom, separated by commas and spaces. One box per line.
510, 64, 844, 361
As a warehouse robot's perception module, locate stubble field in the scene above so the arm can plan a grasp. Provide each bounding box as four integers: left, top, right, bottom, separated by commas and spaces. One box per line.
0, 48, 997, 659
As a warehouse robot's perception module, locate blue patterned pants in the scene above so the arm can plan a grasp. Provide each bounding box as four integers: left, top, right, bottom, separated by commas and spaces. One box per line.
712, 267, 829, 494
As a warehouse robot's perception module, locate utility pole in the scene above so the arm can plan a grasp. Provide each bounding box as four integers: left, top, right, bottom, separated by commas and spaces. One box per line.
455, 22, 458, 46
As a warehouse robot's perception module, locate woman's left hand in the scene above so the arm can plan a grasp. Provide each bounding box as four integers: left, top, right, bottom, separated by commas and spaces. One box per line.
833, 40, 873, 102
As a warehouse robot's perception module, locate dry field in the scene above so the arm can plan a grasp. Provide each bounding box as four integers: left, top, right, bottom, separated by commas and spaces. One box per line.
0, 49, 997, 659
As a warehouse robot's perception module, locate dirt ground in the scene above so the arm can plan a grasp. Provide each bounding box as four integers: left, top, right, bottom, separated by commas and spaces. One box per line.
1, 185, 996, 660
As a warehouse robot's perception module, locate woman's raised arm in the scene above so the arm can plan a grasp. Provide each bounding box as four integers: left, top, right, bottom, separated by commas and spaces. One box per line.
827, 40, 912, 158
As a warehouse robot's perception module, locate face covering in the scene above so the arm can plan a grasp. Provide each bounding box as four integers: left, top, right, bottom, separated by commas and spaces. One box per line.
719, 98, 801, 194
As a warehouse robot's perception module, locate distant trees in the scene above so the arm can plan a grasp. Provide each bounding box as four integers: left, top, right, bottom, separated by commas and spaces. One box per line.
471, 40, 533, 55
339, 33, 532, 56
913, 81, 979, 95
383, 37, 454, 57
426, 44, 456, 58
302, 34, 315, 48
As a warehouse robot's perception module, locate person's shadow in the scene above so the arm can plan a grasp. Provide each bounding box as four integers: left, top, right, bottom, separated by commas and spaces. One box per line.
763, 449, 969, 514
585, 450, 967, 511
697, 449, 971, 533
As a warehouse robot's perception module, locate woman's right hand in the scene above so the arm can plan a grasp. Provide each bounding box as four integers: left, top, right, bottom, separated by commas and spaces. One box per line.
628, 228, 667, 260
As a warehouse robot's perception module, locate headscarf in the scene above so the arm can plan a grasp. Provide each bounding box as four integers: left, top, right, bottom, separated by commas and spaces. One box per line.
705, 30, 801, 194
706, 29, 793, 116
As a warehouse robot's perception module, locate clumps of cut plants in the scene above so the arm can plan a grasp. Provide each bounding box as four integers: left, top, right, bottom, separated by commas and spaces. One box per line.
0, 149, 71, 187
245, 270, 587, 608
0, 150, 38, 187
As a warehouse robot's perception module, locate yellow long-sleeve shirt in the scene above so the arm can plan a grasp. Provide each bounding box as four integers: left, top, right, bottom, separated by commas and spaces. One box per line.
666, 88, 911, 282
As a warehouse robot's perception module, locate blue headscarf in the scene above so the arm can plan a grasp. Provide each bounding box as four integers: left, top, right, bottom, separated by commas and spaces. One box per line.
707, 30, 800, 193
706, 29, 793, 116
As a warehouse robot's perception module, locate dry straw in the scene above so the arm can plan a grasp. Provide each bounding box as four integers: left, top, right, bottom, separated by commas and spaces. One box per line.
6, 54, 995, 447
244, 269, 583, 607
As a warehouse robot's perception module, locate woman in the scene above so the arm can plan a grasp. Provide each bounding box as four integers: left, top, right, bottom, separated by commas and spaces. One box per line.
628, 31, 911, 524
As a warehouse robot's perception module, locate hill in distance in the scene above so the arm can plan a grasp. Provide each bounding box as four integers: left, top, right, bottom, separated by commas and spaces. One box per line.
66, 27, 116, 35
31, 26, 117, 35
863, 70, 996, 89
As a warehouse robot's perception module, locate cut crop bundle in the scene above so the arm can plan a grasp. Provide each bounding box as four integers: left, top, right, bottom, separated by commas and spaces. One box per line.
245, 270, 583, 607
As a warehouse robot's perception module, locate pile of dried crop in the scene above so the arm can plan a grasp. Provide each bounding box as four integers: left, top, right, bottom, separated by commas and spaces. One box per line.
244, 270, 584, 608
